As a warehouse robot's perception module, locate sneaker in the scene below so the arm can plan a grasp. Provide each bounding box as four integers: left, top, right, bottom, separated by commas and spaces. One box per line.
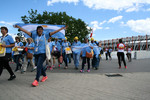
21, 71, 25, 74
32, 80, 39, 87
8, 75, 16, 81
125, 66, 127, 69
94, 67, 98, 70
80, 69, 84, 73
64, 66, 68, 69
50, 67, 53, 70
74, 67, 78, 70
87, 70, 90, 72
31, 67, 36, 72
52, 65, 55, 68
119, 66, 121, 69
58, 64, 60, 68
40, 76, 48, 82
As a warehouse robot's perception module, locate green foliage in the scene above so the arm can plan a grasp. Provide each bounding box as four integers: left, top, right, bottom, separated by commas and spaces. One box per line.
21, 9, 92, 42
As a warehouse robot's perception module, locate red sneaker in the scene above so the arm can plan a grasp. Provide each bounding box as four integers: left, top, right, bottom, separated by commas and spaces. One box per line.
40, 76, 48, 82
32, 80, 39, 87
125, 66, 127, 69
50, 67, 53, 70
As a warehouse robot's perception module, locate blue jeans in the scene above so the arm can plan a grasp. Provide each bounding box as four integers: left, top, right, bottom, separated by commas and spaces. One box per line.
34, 53, 46, 81
92, 55, 100, 68
14, 55, 22, 71
73, 53, 80, 68
62, 53, 69, 66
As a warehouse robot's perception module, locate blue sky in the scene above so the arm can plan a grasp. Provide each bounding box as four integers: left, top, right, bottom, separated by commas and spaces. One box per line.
0, 0, 150, 41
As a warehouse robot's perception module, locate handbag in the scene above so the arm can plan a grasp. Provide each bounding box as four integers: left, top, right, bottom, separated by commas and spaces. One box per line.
0, 43, 6, 57
27, 53, 33, 59
86, 49, 93, 58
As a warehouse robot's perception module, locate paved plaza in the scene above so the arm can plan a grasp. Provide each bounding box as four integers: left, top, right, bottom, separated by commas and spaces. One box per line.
0, 58, 150, 100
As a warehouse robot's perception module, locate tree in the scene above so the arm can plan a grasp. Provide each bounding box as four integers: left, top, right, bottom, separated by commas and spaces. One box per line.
21, 9, 92, 42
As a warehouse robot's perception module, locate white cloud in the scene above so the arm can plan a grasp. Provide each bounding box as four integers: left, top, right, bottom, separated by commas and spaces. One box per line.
47, 0, 150, 12
82, 0, 150, 12
146, 8, 150, 11
0, 21, 17, 26
108, 16, 123, 23
91, 21, 103, 31
126, 18, 150, 34
90, 16, 123, 31
47, 0, 79, 6
99, 20, 106, 25
105, 27, 110, 30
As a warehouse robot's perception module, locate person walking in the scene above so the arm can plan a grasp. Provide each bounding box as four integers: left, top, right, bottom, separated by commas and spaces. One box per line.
126, 46, 132, 62
61, 37, 71, 69
0, 26, 16, 80
14, 25, 67, 87
80, 38, 93, 72
13, 37, 24, 72
21, 38, 35, 73
72, 36, 81, 70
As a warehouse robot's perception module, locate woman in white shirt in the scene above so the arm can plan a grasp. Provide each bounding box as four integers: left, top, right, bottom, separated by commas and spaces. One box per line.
117, 39, 127, 69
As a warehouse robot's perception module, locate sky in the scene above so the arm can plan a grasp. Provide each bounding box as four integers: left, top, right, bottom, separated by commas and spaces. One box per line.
0, 0, 150, 41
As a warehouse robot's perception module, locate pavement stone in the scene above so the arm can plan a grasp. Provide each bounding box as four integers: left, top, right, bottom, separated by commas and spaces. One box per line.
0, 58, 150, 100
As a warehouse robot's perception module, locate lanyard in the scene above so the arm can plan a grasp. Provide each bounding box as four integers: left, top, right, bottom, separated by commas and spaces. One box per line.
15, 42, 20, 46
36, 35, 42, 46
0, 34, 8, 43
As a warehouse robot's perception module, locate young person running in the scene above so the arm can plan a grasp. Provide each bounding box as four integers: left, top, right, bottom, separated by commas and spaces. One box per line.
14, 25, 67, 87
117, 39, 127, 69
0, 26, 16, 80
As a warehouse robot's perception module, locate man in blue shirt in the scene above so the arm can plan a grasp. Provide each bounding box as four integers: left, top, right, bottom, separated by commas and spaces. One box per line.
0, 26, 16, 81
71, 36, 81, 70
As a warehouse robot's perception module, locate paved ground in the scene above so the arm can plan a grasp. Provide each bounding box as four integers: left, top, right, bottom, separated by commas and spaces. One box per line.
0, 58, 150, 100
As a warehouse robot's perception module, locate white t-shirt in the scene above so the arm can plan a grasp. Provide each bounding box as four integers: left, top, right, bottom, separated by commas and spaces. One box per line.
127, 48, 132, 53
117, 43, 125, 52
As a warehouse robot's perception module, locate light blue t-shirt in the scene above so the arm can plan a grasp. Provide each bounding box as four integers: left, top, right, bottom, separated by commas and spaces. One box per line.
32, 33, 50, 54
0, 34, 14, 53
62, 41, 71, 53
91, 42, 97, 46
15, 42, 24, 54
25, 42, 35, 54
48, 41, 55, 53
72, 41, 81, 54
81, 43, 93, 57
54, 41, 61, 52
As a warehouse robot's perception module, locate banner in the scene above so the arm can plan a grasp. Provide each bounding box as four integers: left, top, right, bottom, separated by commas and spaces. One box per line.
15, 23, 66, 39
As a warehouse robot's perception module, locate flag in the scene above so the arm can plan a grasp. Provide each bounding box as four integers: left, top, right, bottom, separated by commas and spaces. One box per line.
15, 23, 66, 39
90, 28, 93, 38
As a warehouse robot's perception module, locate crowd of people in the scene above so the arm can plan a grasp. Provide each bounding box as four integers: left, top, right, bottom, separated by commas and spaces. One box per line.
0, 26, 131, 87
